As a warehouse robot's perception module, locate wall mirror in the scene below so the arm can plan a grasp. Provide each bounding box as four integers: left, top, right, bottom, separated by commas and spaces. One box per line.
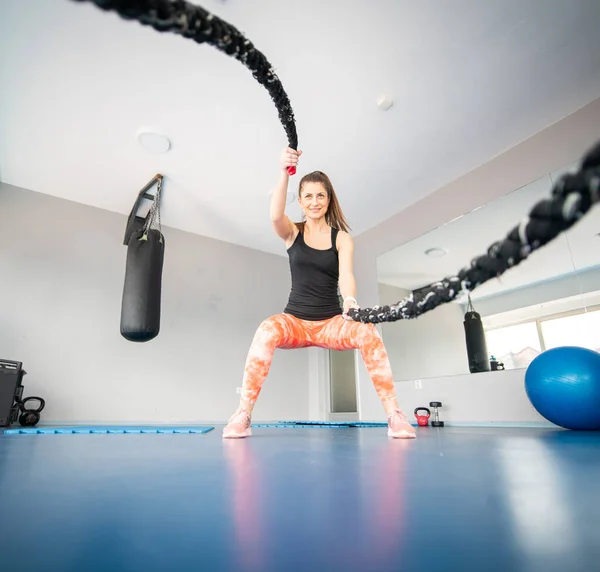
376, 162, 600, 382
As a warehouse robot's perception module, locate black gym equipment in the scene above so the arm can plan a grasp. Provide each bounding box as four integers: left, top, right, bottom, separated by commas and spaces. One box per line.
429, 401, 444, 427
0, 359, 45, 428
120, 174, 165, 342
17, 397, 46, 427
0, 360, 25, 427
463, 296, 490, 373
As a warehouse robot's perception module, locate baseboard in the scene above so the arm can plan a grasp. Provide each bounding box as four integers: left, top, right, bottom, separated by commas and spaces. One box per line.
327, 412, 360, 422
437, 421, 558, 428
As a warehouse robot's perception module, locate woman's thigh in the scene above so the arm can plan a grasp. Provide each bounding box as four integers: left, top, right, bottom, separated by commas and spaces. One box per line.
257, 313, 313, 349
311, 315, 381, 350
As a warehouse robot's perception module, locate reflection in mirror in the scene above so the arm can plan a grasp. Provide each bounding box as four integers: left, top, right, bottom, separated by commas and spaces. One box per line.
558, 165, 600, 352
376, 162, 597, 382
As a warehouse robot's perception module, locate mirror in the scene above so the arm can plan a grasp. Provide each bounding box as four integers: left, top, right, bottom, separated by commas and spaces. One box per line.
376, 161, 600, 382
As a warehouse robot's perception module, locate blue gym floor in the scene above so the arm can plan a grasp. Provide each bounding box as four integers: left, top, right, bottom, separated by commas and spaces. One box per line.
1, 426, 599, 571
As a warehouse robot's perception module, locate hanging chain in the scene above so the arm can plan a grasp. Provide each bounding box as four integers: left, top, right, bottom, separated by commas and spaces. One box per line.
142, 175, 163, 236
466, 294, 475, 314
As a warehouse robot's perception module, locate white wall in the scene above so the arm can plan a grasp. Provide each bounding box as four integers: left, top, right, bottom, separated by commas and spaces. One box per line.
394, 368, 551, 426
0, 183, 310, 424
354, 97, 600, 422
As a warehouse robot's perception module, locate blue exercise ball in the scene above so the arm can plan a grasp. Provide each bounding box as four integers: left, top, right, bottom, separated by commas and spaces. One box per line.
525, 346, 600, 430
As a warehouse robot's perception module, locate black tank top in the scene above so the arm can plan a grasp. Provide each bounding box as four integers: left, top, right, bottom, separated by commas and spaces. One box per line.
283, 227, 343, 321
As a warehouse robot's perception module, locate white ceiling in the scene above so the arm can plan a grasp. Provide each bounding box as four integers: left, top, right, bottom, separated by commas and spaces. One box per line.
2, 0, 600, 256
377, 161, 600, 299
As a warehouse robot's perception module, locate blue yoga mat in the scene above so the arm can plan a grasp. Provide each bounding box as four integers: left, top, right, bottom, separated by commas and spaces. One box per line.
250, 421, 390, 428
252, 423, 349, 428
2, 425, 215, 435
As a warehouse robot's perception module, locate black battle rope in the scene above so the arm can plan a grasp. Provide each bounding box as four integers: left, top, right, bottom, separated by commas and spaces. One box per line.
72, 0, 299, 170
70, 1, 600, 324
349, 140, 600, 324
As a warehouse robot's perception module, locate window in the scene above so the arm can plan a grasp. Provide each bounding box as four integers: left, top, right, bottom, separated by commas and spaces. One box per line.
485, 322, 542, 370
484, 306, 600, 370
540, 309, 600, 352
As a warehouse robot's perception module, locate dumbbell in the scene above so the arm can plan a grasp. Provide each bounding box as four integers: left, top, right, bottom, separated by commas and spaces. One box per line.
429, 401, 444, 427
414, 407, 430, 427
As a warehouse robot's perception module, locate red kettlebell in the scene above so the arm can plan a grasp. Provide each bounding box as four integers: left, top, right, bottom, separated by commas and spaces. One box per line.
414, 407, 431, 427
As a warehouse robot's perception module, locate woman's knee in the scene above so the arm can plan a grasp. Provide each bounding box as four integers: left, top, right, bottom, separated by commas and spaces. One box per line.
354, 322, 380, 341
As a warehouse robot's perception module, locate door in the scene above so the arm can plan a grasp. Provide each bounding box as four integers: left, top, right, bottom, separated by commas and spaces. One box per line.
328, 349, 358, 414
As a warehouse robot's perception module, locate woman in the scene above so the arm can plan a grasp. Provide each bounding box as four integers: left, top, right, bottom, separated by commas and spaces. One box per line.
223, 147, 416, 439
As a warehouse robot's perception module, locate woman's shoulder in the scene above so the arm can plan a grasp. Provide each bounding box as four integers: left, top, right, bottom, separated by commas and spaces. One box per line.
335, 229, 353, 249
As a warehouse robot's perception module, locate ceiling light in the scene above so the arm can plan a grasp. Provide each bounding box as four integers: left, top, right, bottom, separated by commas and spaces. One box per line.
136, 130, 171, 154
377, 94, 393, 110
425, 247, 447, 258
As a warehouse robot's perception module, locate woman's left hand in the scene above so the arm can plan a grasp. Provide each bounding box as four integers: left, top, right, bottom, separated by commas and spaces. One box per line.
343, 298, 360, 320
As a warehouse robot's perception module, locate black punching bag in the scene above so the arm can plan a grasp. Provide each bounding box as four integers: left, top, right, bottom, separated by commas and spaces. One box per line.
464, 310, 490, 373
120, 228, 165, 342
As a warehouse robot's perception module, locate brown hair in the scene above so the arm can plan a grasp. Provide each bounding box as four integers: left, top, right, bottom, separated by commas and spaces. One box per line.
295, 171, 351, 234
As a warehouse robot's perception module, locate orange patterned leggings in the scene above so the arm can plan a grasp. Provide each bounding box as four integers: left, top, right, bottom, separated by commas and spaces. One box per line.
240, 313, 398, 411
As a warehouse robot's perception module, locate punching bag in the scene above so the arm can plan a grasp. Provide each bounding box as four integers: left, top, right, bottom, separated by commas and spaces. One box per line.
463, 309, 490, 373
120, 228, 165, 342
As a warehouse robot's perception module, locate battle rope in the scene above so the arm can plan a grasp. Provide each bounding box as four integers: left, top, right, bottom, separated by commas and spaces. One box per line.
71, 1, 600, 325
349, 140, 600, 324
71, 0, 299, 173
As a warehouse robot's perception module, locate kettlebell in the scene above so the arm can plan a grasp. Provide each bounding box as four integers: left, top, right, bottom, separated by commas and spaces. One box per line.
18, 396, 45, 427
414, 407, 430, 427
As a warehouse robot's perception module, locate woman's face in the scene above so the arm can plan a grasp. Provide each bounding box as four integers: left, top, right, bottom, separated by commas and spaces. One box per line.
299, 182, 329, 220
